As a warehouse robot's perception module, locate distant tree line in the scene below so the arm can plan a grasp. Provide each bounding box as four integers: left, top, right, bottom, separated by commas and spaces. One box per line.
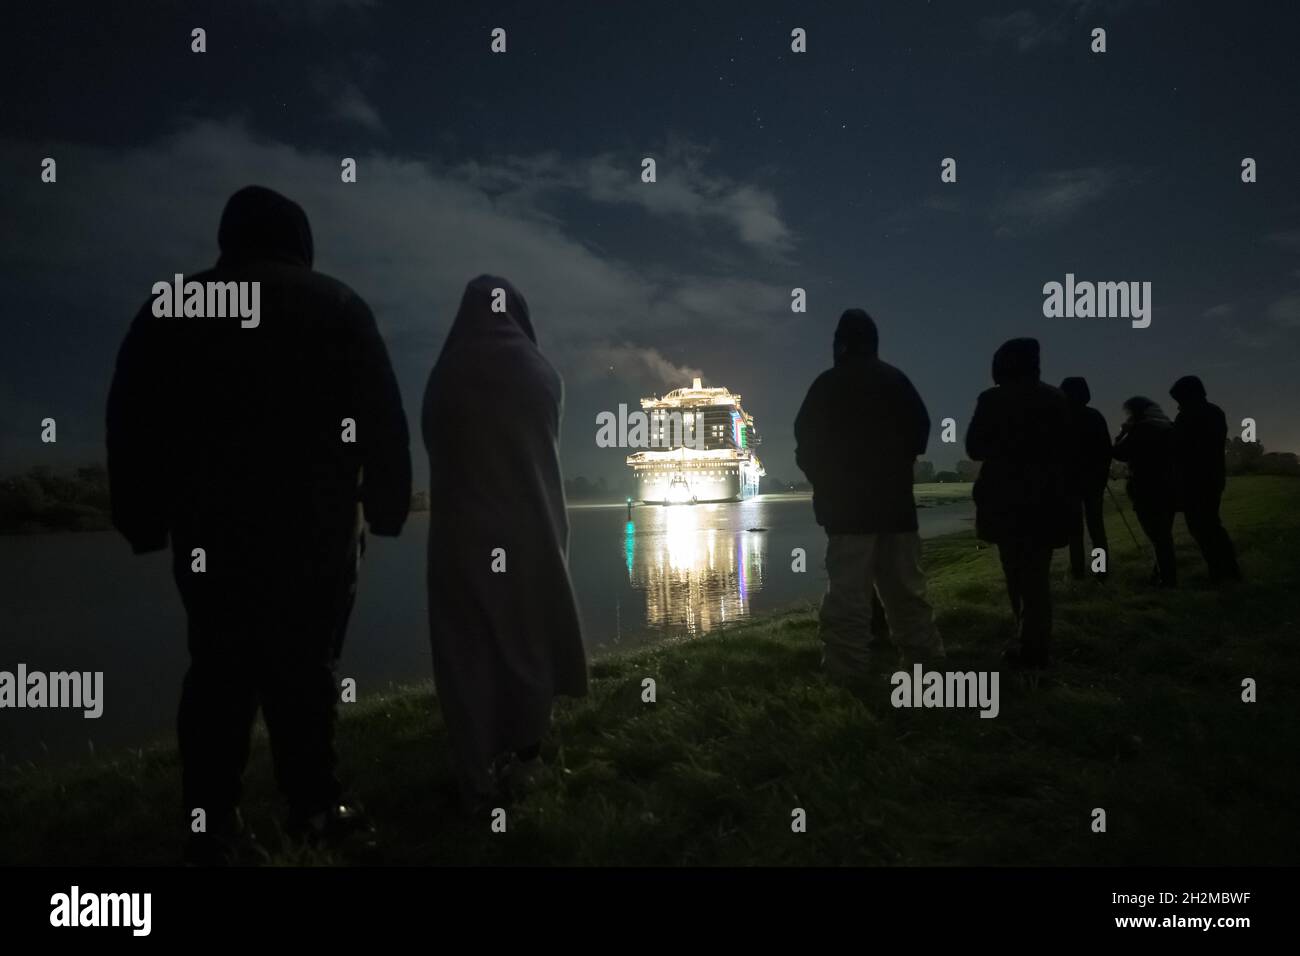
1105, 438, 1296, 481
9, 441, 1289, 535
913, 460, 980, 483
1225, 438, 1299, 476
425, 476, 632, 503
0, 464, 112, 533
766, 462, 980, 492
564, 475, 624, 501
764, 476, 810, 493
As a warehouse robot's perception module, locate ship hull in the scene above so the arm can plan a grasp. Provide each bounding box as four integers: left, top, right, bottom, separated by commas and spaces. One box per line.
633, 459, 762, 504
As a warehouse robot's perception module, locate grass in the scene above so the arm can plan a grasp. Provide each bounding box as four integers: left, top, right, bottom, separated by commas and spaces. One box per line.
762, 481, 972, 508
2, 476, 1297, 866
913, 480, 973, 507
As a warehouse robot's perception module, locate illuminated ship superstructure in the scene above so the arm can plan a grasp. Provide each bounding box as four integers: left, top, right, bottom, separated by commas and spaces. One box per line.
627, 377, 764, 504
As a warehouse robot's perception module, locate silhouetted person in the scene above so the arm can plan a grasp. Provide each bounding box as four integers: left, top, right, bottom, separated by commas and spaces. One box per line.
421, 276, 588, 807
1170, 375, 1241, 583
1059, 376, 1112, 579
1112, 397, 1177, 587
794, 309, 943, 683
107, 186, 411, 864
966, 338, 1069, 668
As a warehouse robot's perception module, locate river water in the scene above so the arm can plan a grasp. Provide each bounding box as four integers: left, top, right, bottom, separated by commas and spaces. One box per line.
0, 494, 972, 765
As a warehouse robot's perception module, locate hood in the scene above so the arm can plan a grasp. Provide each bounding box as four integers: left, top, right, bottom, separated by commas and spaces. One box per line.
1169, 374, 1208, 405
992, 337, 1040, 385
438, 274, 536, 360
833, 309, 879, 364
1059, 376, 1091, 405
217, 185, 314, 268
1123, 395, 1171, 426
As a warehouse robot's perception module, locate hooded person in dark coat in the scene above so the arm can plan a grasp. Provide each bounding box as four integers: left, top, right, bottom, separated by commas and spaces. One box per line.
965, 338, 1069, 667
106, 185, 412, 864
794, 309, 943, 681
421, 276, 588, 807
1111, 396, 1177, 586
1169, 375, 1241, 582
1059, 377, 1112, 579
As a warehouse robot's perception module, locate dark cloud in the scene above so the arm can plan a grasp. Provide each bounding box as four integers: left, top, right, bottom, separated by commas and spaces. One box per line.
990, 167, 1121, 236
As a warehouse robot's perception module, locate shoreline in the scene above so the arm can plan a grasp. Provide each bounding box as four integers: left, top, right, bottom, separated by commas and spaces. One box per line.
0, 484, 977, 533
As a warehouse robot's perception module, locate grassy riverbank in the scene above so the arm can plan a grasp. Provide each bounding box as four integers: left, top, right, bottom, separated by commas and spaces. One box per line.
2, 476, 1298, 865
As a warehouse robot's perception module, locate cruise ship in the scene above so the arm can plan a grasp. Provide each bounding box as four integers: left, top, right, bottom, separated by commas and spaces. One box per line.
627, 378, 764, 504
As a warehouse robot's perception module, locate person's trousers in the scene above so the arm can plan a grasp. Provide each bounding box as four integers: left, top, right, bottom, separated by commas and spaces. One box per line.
176, 572, 356, 826
1134, 501, 1177, 586
996, 538, 1054, 663
1067, 489, 1109, 577
1183, 493, 1241, 582
819, 532, 943, 678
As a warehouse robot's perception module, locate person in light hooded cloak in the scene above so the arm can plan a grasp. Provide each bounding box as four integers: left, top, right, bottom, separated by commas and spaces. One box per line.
421, 275, 588, 805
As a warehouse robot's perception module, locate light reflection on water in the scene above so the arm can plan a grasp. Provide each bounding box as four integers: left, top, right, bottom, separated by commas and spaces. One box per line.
578, 494, 974, 646
628, 503, 765, 636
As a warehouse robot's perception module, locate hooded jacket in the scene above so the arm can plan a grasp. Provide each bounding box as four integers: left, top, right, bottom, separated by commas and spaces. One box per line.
965, 338, 1071, 546
106, 186, 411, 586
1059, 376, 1112, 495
1112, 398, 1176, 508
794, 310, 930, 534
1169, 375, 1228, 501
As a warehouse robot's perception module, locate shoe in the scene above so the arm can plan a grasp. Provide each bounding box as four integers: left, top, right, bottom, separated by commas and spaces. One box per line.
496, 754, 546, 799
183, 809, 266, 866
821, 658, 879, 694
287, 801, 376, 847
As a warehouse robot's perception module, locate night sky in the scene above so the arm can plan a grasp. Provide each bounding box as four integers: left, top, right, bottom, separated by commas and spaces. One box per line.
3, 0, 1298, 489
